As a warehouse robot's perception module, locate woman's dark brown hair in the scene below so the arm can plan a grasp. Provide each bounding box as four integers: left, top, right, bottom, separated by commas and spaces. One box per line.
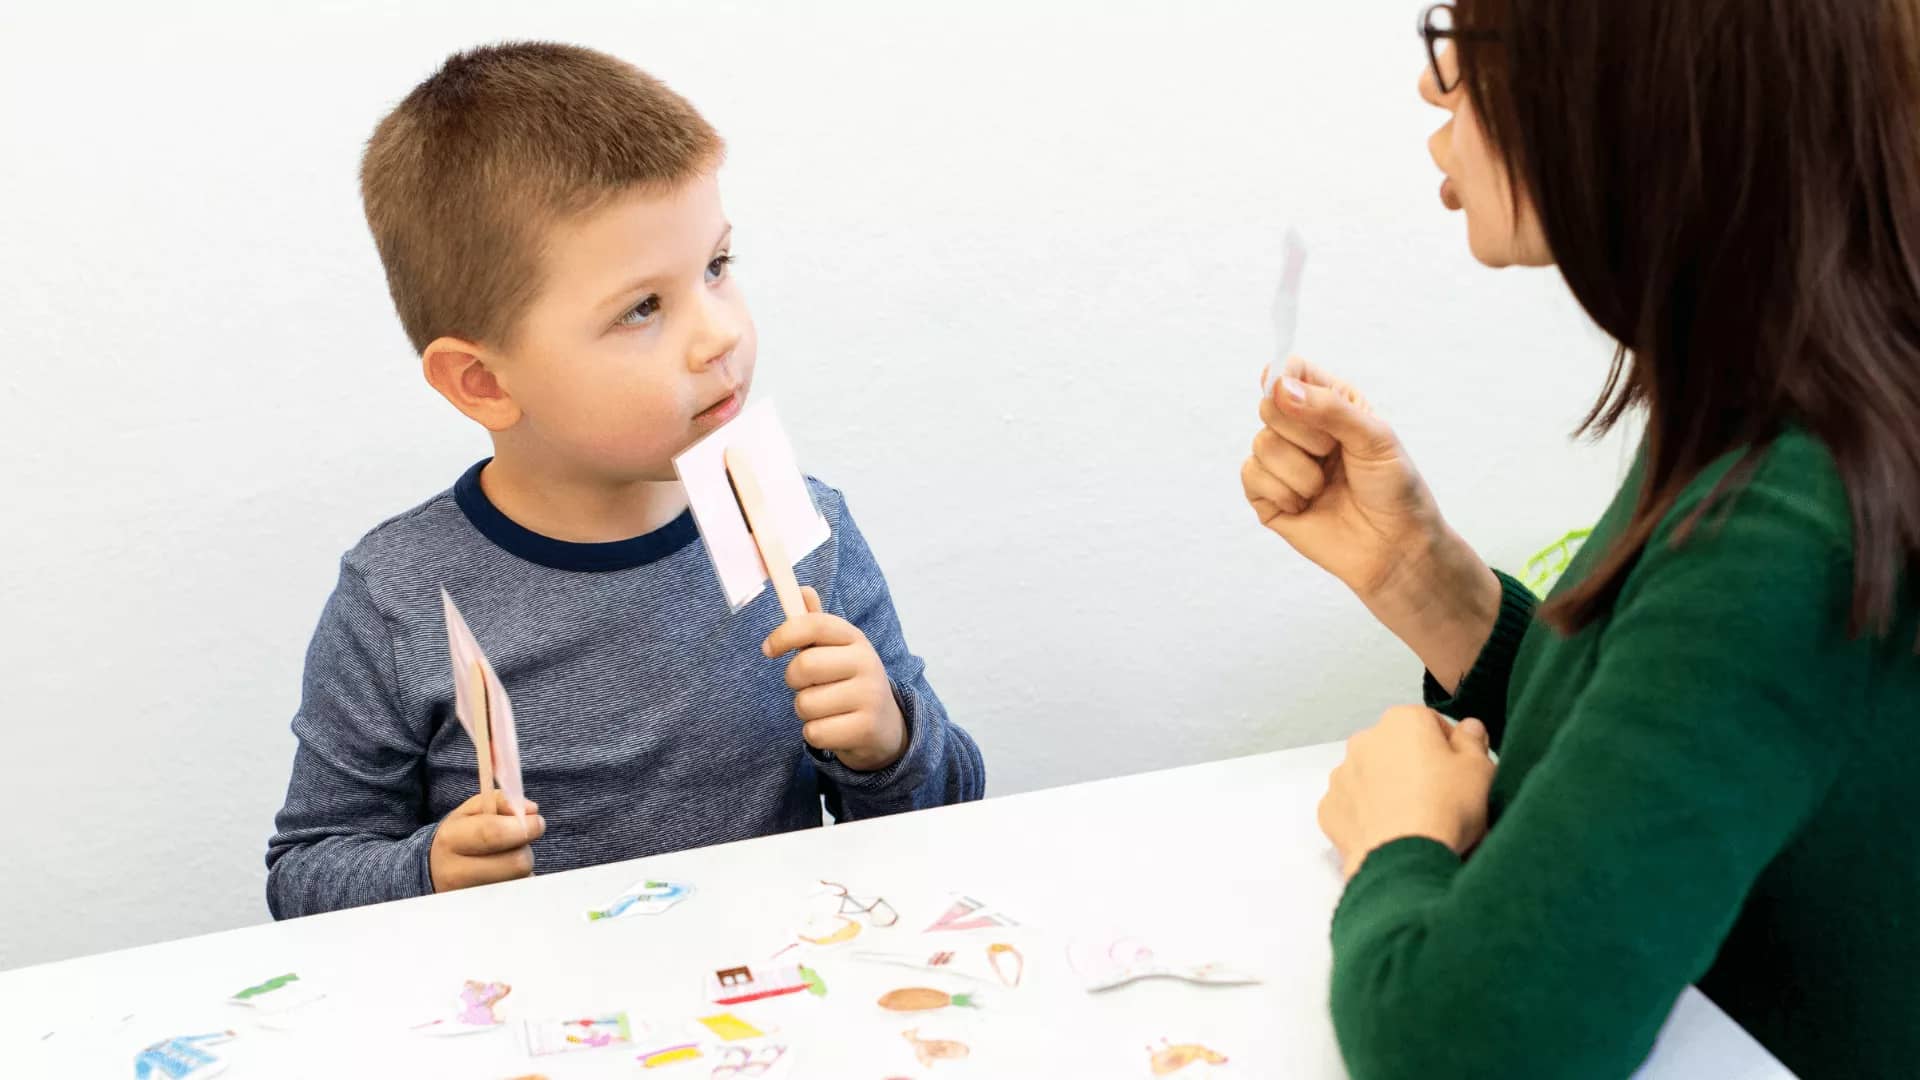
1454, 0, 1920, 638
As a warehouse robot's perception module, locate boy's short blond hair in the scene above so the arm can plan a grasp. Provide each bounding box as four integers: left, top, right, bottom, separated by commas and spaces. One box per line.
361, 42, 724, 352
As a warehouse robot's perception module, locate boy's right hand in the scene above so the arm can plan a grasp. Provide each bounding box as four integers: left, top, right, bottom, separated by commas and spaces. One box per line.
428, 790, 545, 893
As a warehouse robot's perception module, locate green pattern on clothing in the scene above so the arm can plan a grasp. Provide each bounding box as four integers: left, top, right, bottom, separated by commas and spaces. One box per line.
1520, 527, 1592, 596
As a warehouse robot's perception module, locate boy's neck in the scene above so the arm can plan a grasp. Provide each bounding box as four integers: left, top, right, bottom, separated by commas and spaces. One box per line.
478, 451, 690, 544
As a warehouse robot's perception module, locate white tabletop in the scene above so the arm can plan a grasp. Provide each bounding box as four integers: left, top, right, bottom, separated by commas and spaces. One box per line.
3, 742, 1791, 1078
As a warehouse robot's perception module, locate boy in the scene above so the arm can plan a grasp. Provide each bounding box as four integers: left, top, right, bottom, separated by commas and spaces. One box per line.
265, 42, 985, 919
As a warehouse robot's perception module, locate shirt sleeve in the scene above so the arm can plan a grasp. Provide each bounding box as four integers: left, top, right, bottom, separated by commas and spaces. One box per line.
1422, 570, 1538, 748
809, 491, 986, 818
1330, 457, 1865, 1079
265, 562, 438, 918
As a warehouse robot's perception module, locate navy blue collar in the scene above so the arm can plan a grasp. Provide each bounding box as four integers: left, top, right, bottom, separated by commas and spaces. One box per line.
453, 460, 701, 573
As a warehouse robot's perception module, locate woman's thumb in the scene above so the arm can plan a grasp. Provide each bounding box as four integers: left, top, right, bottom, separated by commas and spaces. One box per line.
1277, 375, 1394, 457
1452, 717, 1491, 755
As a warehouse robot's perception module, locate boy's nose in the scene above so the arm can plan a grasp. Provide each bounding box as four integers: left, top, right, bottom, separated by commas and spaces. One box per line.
692, 329, 743, 373
688, 300, 745, 372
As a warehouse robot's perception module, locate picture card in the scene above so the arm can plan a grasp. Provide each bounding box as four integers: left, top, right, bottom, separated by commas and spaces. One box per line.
522, 1012, 635, 1056
1262, 228, 1309, 395
1068, 937, 1260, 992
227, 973, 323, 1014
587, 880, 692, 922
672, 400, 829, 611
706, 963, 823, 1006
441, 590, 527, 813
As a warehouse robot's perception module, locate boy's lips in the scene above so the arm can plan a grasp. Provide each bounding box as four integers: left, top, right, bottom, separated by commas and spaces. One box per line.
694, 388, 744, 428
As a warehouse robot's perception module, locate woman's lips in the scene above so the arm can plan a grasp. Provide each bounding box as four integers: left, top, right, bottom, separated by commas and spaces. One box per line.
1440, 177, 1463, 211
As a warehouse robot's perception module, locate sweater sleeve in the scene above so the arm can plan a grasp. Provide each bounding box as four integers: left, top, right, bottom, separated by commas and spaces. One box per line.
1422, 570, 1537, 748
265, 563, 438, 918
809, 491, 986, 818
1331, 454, 1864, 1079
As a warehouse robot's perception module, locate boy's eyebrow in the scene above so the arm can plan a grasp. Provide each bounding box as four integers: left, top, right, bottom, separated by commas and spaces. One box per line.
597, 223, 735, 311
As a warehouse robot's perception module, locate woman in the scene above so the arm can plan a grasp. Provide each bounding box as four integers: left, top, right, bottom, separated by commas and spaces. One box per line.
1242, 2, 1920, 1077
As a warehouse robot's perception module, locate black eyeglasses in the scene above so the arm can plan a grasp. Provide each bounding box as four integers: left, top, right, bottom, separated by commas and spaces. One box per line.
1419, 3, 1498, 95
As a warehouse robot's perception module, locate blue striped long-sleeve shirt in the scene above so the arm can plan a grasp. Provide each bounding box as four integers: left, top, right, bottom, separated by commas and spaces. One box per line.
265, 462, 985, 919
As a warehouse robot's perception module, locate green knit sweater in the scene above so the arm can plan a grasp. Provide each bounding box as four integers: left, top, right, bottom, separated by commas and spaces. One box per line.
1329, 431, 1918, 1079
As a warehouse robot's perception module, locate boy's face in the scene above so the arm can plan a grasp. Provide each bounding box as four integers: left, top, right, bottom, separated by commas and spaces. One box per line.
495, 170, 755, 483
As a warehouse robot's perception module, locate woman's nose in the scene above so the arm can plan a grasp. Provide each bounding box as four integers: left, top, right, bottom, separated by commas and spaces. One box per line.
1418, 59, 1445, 107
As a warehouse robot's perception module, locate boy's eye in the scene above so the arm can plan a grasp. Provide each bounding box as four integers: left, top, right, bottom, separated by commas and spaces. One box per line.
706, 253, 734, 284
618, 294, 660, 327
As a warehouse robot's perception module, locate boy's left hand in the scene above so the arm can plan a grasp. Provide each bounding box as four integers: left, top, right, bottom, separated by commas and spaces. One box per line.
762, 587, 908, 772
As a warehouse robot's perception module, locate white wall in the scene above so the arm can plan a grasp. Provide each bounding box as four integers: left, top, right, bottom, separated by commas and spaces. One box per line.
0, 0, 1629, 968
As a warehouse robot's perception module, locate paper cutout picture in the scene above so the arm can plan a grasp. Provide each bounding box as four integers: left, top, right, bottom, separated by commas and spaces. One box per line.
227, 972, 322, 1013
707, 964, 820, 1005
133, 1031, 235, 1080
854, 942, 1024, 987
924, 895, 1018, 933
786, 879, 899, 953
414, 979, 512, 1035
442, 590, 527, 814
523, 1012, 634, 1056
1068, 937, 1260, 992
773, 881, 900, 961
696, 1012, 765, 1042
636, 1040, 702, 1069
631, 1023, 704, 1070
710, 1043, 790, 1078
1262, 228, 1308, 395
1150, 1039, 1230, 1075
672, 400, 829, 612
877, 987, 981, 1013
588, 880, 693, 921
903, 1028, 971, 1067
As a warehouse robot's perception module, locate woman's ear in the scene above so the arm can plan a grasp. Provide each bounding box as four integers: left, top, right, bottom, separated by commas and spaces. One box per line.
422, 336, 522, 432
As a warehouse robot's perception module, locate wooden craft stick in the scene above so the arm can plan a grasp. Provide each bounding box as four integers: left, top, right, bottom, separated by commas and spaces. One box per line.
723, 447, 807, 622
469, 659, 495, 803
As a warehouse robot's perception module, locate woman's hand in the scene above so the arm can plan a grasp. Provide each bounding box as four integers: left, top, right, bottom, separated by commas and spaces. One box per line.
1318, 705, 1495, 879
1241, 356, 1502, 690
1242, 356, 1444, 600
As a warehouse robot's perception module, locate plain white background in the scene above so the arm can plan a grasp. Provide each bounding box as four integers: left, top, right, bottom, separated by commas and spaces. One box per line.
0, 0, 1629, 968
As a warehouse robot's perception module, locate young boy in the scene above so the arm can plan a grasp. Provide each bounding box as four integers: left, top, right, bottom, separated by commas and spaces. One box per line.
265, 42, 985, 919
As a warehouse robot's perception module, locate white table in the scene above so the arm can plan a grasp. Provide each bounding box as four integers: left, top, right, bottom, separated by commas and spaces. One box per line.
2, 743, 1791, 1078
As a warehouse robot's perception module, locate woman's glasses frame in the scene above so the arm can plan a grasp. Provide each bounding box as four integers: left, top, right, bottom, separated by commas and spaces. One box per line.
1419, 3, 1499, 95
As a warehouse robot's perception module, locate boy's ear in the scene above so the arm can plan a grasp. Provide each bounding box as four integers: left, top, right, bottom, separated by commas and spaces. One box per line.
422, 336, 521, 432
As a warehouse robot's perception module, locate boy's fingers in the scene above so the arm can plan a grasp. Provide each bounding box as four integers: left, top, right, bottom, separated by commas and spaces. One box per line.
785, 644, 859, 691
800, 586, 824, 614
460, 790, 537, 818
794, 681, 862, 723
452, 847, 536, 886
451, 811, 544, 856
800, 713, 865, 751
763, 612, 860, 658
